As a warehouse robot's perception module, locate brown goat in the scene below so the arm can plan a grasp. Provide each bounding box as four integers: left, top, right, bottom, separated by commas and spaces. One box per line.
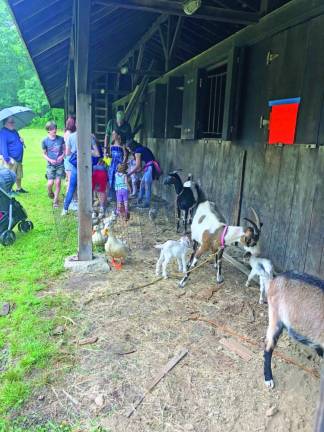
264, 271, 324, 389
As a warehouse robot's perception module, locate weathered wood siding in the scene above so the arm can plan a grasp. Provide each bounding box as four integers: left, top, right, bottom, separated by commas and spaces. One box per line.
142, 4, 324, 279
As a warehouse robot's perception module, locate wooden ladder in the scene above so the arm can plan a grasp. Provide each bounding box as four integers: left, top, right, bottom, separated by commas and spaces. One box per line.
93, 74, 110, 145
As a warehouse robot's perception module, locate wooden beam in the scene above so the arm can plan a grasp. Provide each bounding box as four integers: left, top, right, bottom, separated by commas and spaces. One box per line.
20, 0, 61, 24
74, 0, 92, 261
94, 0, 259, 24
169, 16, 183, 59
158, 25, 168, 62
92, 5, 119, 24
260, 0, 271, 16
32, 31, 70, 58
118, 14, 168, 68
133, 44, 145, 85
28, 17, 71, 43
93, 67, 164, 77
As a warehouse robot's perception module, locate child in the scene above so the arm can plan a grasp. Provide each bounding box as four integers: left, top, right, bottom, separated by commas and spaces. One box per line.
128, 153, 139, 197
92, 159, 109, 216
114, 163, 130, 220
41, 121, 65, 208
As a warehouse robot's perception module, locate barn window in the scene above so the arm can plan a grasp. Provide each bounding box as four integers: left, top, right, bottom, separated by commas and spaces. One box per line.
199, 64, 227, 139
181, 46, 245, 141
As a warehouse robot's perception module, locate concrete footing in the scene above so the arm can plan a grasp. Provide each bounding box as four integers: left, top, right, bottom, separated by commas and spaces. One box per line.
64, 254, 110, 273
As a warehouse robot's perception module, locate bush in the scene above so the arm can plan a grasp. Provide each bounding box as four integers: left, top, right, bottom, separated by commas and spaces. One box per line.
28, 109, 65, 130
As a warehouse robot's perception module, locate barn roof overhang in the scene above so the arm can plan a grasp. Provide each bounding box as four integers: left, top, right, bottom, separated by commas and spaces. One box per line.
6, 0, 292, 108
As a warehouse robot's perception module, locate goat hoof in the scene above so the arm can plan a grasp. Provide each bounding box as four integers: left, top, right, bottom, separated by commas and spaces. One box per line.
264, 379, 274, 389
216, 276, 224, 284
163, 275, 168, 280
178, 280, 186, 288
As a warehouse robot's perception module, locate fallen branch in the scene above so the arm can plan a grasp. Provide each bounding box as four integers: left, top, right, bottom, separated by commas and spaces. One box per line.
78, 336, 98, 346
188, 315, 320, 379
117, 349, 137, 356
126, 348, 188, 418
106, 277, 164, 297
61, 316, 77, 326
62, 389, 80, 406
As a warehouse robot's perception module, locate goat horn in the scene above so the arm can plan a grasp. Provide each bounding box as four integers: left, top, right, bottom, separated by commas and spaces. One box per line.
250, 207, 261, 230
243, 217, 259, 234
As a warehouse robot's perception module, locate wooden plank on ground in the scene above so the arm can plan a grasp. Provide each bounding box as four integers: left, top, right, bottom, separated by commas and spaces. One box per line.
126, 348, 188, 418
219, 338, 253, 361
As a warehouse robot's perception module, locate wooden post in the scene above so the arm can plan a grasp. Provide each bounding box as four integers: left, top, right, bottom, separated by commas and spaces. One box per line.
74, 0, 92, 261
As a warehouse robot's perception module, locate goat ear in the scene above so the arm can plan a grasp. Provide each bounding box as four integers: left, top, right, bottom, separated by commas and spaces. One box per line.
244, 217, 260, 234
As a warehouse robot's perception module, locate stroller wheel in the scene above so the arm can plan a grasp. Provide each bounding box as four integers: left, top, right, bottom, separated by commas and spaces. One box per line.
18, 220, 34, 233
0, 230, 16, 246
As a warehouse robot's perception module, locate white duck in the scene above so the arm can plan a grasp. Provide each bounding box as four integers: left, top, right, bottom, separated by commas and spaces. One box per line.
92, 225, 106, 247
104, 228, 128, 270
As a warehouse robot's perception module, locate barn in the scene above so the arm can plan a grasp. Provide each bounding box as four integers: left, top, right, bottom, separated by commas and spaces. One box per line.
6, 0, 324, 278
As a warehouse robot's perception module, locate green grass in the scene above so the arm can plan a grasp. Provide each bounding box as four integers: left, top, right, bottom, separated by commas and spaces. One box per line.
0, 129, 78, 429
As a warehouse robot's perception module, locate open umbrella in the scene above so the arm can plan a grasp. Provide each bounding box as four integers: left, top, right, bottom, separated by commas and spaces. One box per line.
0, 106, 35, 130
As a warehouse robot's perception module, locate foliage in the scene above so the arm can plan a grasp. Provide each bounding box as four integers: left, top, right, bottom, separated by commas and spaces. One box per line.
17, 76, 49, 116
0, 1, 32, 109
0, 2, 65, 128
29, 109, 65, 130
0, 129, 77, 422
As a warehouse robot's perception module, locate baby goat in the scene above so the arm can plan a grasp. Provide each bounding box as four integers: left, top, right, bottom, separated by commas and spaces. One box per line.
163, 172, 196, 233
155, 236, 191, 279
244, 252, 273, 304
264, 271, 324, 389
179, 184, 262, 288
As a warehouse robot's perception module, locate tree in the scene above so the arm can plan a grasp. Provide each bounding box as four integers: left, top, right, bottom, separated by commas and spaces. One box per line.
18, 76, 49, 116
0, 0, 53, 120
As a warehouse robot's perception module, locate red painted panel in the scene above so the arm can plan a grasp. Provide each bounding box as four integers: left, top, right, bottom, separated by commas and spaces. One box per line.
269, 103, 300, 144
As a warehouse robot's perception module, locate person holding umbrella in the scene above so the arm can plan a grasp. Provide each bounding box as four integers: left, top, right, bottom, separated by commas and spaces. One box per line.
0, 116, 27, 193
0, 106, 35, 193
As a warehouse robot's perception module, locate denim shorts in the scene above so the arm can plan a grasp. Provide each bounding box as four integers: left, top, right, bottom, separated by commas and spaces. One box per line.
46, 164, 65, 180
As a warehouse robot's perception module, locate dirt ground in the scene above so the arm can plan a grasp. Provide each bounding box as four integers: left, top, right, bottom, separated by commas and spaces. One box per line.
17, 203, 321, 431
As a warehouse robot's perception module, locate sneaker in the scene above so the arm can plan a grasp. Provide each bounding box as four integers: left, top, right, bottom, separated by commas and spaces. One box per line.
53, 201, 59, 208
61, 209, 68, 216
16, 188, 28, 193
69, 201, 78, 212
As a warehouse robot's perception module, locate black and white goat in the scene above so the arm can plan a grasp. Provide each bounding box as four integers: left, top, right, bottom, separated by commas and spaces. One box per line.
163, 172, 196, 233
264, 271, 324, 389
179, 184, 262, 287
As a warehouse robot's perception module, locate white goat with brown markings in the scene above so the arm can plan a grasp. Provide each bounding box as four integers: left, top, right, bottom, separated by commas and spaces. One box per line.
179, 184, 262, 288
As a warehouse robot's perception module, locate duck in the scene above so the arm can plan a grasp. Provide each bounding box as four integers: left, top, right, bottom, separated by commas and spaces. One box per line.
103, 211, 117, 228
104, 228, 128, 270
92, 225, 106, 247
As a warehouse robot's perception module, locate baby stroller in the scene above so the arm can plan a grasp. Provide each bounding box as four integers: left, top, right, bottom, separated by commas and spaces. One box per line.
0, 168, 33, 246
